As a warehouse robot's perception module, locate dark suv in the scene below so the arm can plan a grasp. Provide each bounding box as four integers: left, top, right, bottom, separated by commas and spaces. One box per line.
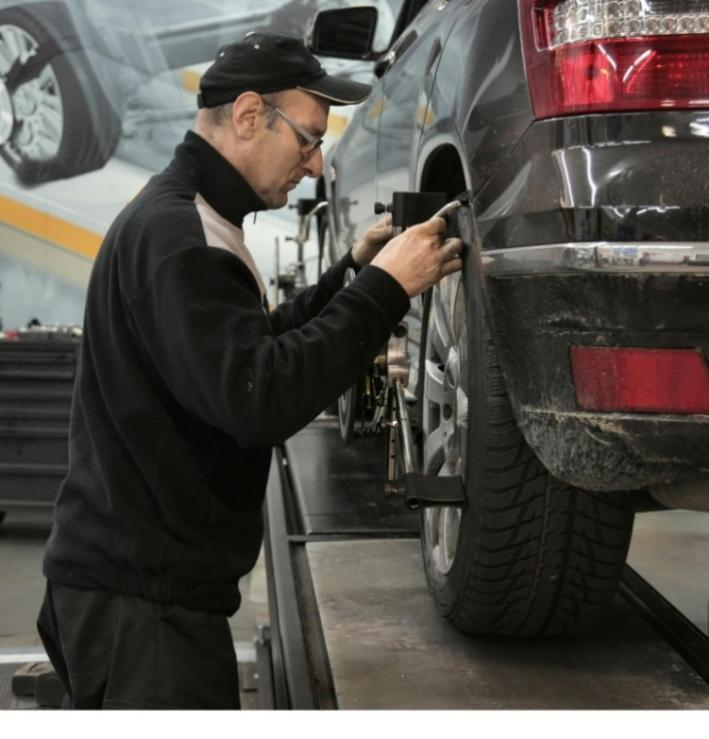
312, 0, 709, 636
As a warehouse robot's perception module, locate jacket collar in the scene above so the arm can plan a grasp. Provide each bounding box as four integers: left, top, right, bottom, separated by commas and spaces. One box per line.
171, 130, 268, 228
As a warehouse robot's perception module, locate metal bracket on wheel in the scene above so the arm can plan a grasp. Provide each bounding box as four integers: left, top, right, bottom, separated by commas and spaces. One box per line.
384, 378, 466, 509
398, 473, 466, 510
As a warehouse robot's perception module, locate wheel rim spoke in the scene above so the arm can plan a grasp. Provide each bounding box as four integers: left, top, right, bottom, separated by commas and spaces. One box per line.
429, 287, 455, 361
423, 425, 445, 474
442, 273, 463, 338
3, 27, 23, 69
423, 358, 445, 408
38, 95, 61, 135
0, 24, 62, 161
0, 31, 13, 74
440, 506, 461, 570
422, 271, 469, 578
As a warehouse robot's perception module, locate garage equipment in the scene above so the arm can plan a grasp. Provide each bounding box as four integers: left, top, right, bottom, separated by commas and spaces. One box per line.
350, 192, 470, 509
0, 326, 79, 519
273, 198, 327, 302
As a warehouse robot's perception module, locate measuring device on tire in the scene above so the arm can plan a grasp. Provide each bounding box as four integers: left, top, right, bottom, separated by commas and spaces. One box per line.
347, 191, 471, 509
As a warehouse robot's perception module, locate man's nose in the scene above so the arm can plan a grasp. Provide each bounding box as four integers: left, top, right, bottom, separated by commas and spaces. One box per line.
303, 147, 324, 178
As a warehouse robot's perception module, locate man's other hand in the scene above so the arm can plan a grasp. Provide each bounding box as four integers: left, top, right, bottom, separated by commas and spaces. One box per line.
370, 216, 463, 297
351, 214, 394, 266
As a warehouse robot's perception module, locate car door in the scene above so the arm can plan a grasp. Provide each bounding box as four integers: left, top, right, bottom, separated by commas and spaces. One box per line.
327, 1, 406, 253
328, 85, 386, 252
376, 0, 459, 203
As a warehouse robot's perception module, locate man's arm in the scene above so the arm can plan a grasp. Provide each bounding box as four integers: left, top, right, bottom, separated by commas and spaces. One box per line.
267, 249, 359, 335
129, 245, 409, 448
268, 214, 393, 334
128, 216, 460, 449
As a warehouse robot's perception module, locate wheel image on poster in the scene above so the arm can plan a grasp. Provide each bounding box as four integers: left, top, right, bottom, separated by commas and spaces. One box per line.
0, 5, 120, 185
418, 211, 635, 636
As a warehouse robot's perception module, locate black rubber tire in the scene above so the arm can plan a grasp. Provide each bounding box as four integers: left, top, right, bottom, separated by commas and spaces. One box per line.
335, 263, 363, 438
316, 205, 328, 280
419, 213, 635, 637
337, 381, 359, 443
0, 4, 121, 184
0, 510, 6, 525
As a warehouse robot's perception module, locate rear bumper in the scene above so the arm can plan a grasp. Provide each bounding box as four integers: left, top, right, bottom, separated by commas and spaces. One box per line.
482, 244, 709, 491
518, 408, 709, 491
483, 242, 709, 275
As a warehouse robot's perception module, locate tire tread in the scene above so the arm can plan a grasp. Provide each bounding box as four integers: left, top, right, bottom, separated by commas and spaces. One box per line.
423, 326, 634, 637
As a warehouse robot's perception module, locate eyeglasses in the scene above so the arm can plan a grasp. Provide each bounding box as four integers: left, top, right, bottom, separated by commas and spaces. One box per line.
265, 102, 324, 159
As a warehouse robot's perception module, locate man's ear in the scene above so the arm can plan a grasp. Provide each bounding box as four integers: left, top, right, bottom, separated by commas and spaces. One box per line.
231, 92, 264, 140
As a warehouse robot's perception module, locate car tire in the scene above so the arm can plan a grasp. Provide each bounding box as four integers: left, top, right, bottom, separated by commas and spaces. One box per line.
0, 4, 121, 184
337, 380, 360, 443
335, 265, 363, 439
418, 212, 635, 636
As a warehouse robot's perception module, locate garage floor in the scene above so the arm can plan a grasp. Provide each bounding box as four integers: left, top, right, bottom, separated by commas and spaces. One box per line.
307, 529, 709, 709
1, 505, 707, 709
627, 509, 709, 635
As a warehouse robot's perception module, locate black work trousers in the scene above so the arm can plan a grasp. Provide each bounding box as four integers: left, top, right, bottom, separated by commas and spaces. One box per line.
36, 580, 240, 709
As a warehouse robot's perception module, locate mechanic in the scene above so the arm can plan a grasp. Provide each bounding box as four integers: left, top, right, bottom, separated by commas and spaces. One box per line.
36, 32, 463, 709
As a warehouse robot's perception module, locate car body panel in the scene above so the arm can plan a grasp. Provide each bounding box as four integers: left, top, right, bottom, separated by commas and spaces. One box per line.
484, 267, 709, 488
475, 112, 709, 250
328, 85, 384, 251
418, 0, 534, 195
377, 0, 457, 200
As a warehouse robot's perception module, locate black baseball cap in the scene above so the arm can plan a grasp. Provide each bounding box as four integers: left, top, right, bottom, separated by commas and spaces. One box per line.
197, 32, 372, 108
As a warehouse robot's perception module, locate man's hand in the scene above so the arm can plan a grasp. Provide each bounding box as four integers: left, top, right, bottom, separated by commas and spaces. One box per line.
370, 216, 463, 297
351, 214, 394, 267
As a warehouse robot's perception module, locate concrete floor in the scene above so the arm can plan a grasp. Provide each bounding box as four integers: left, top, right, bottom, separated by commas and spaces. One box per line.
627, 509, 709, 635
308, 536, 709, 709
1, 505, 707, 709
300, 508, 709, 710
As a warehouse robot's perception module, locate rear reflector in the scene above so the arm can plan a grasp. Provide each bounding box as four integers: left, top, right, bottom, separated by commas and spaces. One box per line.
571, 346, 709, 413
520, 0, 709, 117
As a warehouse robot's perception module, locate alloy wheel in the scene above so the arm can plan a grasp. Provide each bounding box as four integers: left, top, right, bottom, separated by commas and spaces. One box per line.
421, 272, 468, 577
0, 23, 63, 160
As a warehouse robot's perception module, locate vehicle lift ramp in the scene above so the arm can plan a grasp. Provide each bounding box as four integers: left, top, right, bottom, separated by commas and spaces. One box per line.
260, 193, 709, 709
260, 417, 709, 710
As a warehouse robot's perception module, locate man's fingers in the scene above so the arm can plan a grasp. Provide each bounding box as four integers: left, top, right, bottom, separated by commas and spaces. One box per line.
376, 213, 393, 232
418, 216, 446, 235
437, 238, 463, 279
440, 237, 464, 256
440, 257, 463, 277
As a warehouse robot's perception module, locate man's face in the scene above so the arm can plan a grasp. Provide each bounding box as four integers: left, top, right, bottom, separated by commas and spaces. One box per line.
251, 90, 329, 209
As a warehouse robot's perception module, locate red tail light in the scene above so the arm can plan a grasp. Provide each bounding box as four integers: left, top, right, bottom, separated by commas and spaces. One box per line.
571, 346, 709, 414
519, 0, 709, 118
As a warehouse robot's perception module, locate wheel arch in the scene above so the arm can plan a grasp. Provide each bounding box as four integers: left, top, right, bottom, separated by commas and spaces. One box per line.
417, 140, 469, 198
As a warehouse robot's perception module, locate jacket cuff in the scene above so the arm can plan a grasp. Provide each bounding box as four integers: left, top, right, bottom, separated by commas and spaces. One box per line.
351, 264, 410, 326
342, 249, 361, 273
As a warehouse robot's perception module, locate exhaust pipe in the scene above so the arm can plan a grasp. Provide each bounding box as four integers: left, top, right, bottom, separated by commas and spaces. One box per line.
649, 479, 709, 512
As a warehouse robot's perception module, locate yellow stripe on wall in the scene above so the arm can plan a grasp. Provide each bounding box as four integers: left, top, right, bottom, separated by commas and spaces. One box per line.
181, 68, 202, 94
326, 113, 348, 136
0, 195, 102, 260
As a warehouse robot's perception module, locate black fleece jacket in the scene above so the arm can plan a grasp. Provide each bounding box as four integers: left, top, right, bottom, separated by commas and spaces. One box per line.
43, 131, 409, 614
